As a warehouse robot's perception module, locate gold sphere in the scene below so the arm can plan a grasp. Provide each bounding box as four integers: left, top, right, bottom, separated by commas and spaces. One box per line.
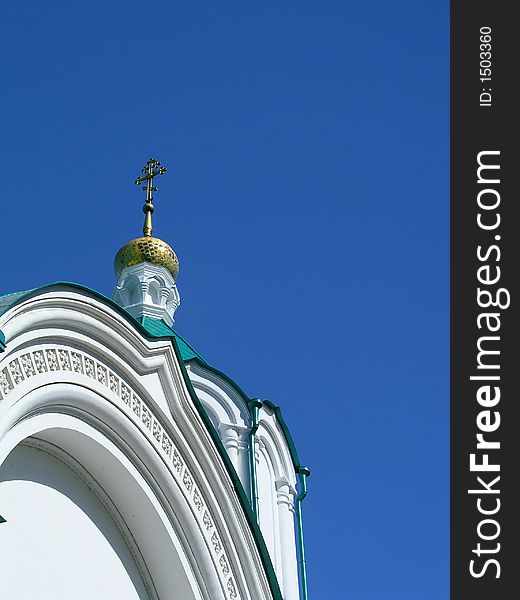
114, 237, 179, 278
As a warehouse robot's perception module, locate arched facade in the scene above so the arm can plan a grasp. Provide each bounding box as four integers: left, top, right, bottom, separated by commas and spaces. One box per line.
0, 285, 287, 600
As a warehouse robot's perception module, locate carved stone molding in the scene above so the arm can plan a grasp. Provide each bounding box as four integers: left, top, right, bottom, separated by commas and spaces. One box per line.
0, 344, 240, 599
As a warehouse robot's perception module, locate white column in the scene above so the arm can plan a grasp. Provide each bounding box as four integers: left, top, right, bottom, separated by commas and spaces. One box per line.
276, 476, 299, 600
236, 428, 250, 493
218, 424, 240, 468
216, 424, 251, 493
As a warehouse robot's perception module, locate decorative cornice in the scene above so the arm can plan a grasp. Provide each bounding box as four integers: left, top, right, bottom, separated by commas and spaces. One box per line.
0, 343, 239, 599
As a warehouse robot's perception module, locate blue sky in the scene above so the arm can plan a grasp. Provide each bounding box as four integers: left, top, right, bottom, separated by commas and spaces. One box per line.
1, 2, 449, 598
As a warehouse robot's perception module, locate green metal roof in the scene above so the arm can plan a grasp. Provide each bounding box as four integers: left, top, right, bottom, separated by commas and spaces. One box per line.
139, 316, 206, 363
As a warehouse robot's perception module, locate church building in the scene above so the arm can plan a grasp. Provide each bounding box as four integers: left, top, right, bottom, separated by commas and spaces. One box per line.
0, 159, 310, 600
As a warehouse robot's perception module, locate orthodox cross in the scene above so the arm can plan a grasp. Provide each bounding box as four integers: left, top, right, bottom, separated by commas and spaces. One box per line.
135, 157, 167, 237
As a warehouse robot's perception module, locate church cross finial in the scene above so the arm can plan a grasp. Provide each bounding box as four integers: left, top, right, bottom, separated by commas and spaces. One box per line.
135, 157, 167, 237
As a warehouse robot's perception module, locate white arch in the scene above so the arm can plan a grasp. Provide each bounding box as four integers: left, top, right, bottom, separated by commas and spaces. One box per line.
187, 362, 250, 428
186, 363, 252, 489
0, 404, 203, 600
0, 286, 277, 600
148, 279, 161, 305
257, 414, 296, 487
1, 441, 149, 599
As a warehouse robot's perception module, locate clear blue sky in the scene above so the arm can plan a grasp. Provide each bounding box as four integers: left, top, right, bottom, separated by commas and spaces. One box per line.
1, 2, 448, 598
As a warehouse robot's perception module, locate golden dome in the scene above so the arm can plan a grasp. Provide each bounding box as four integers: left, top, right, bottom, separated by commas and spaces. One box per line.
114, 236, 179, 278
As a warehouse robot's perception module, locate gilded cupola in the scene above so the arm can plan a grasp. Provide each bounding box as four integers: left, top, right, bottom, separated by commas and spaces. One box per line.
112, 158, 181, 326
114, 157, 179, 278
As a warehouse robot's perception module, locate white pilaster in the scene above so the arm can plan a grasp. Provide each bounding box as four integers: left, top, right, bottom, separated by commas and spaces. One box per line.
276, 476, 299, 600
218, 423, 250, 488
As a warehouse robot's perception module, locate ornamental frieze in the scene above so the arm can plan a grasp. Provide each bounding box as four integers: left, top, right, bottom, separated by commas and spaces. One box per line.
0, 345, 239, 599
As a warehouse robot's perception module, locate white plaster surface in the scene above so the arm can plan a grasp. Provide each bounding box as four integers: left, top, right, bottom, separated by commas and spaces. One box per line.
0, 443, 145, 600
186, 362, 300, 600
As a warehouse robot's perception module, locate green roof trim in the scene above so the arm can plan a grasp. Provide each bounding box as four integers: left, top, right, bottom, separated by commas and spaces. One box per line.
0, 281, 284, 600
0, 330, 5, 353
139, 317, 206, 364
0, 283, 130, 320
263, 400, 302, 470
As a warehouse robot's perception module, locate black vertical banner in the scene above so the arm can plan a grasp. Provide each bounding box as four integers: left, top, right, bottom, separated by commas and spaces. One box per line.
452, 3, 519, 599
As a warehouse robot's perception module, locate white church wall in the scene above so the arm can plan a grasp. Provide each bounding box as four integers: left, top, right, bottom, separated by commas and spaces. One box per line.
185, 361, 301, 600
0, 286, 278, 600
0, 406, 203, 600
257, 408, 300, 600
257, 438, 283, 584
1, 442, 148, 600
